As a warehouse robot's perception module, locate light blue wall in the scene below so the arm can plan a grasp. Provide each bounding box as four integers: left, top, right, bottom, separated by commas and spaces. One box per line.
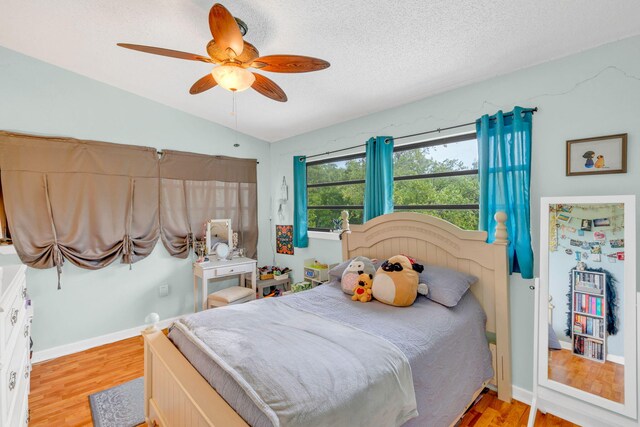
270, 35, 640, 391
0, 46, 272, 352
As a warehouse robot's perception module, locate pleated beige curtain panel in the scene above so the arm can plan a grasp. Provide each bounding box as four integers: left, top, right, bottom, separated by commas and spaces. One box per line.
0, 132, 258, 287
0, 131, 160, 287
158, 150, 258, 259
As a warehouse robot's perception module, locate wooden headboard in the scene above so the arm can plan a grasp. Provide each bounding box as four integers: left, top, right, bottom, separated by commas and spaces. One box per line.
341, 211, 512, 402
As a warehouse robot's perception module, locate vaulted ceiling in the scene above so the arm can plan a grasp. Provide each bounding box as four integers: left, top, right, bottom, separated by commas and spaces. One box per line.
1, 1, 639, 142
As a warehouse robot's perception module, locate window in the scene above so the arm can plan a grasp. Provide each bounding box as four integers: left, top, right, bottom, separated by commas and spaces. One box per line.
307, 153, 366, 231
306, 133, 478, 231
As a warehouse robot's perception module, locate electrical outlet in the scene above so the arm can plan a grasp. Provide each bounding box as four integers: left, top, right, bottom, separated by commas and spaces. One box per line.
158, 284, 169, 297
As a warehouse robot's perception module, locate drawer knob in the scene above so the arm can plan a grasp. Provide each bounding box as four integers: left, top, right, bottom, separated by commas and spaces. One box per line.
8, 371, 16, 391
24, 324, 29, 338
10, 309, 19, 326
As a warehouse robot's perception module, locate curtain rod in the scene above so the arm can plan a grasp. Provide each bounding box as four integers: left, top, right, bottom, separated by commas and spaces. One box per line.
156, 150, 260, 164
304, 107, 538, 161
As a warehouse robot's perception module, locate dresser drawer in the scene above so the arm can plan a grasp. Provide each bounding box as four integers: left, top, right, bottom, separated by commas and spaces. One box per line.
216, 263, 254, 276
2, 319, 29, 417
8, 351, 29, 427
1, 273, 27, 351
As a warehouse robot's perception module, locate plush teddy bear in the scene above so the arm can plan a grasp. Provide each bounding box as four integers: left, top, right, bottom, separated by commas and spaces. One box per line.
372, 255, 425, 307
341, 256, 376, 295
352, 273, 374, 303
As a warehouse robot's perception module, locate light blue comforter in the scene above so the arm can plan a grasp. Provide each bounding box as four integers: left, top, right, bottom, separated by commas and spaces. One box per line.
170, 281, 493, 427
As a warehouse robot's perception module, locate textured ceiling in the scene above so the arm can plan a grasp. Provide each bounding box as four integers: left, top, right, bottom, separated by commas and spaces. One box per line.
1, 1, 640, 142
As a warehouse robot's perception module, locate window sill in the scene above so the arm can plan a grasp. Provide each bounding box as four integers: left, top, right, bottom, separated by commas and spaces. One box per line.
0, 245, 17, 255
308, 231, 341, 241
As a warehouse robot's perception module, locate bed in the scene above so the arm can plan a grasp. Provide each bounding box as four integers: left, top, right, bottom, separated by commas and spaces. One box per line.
142, 212, 512, 426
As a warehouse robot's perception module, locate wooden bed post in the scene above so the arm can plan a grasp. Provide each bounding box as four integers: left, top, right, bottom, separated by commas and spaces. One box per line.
492, 212, 512, 402
340, 210, 351, 259
142, 327, 156, 425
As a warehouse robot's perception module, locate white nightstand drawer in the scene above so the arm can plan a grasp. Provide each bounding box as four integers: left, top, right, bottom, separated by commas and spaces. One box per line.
216, 263, 254, 276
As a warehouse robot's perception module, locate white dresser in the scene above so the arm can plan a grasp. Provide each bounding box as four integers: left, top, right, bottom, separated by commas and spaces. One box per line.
0, 265, 31, 427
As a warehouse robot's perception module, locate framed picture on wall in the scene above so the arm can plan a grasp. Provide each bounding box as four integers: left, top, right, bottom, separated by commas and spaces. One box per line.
276, 225, 294, 255
566, 133, 627, 176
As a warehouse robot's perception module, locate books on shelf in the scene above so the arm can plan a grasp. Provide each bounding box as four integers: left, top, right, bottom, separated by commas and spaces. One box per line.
571, 269, 607, 362
573, 315, 604, 339
573, 271, 604, 294
573, 292, 603, 316
573, 335, 604, 360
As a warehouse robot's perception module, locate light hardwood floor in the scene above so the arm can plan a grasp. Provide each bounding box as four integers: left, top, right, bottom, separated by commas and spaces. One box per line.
29, 336, 577, 426
548, 348, 624, 403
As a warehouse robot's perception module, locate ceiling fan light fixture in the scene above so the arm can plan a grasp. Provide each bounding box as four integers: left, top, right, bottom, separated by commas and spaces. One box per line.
211, 64, 255, 92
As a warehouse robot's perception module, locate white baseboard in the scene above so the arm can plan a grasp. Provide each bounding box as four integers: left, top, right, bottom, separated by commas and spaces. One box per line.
558, 340, 624, 365
32, 316, 181, 364
512, 385, 533, 405
483, 382, 532, 405
606, 353, 624, 364
559, 340, 572, 351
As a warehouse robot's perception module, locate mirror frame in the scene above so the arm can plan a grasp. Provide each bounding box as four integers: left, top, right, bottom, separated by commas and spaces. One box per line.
538, 195, 637, 418
205, 219, 232, 256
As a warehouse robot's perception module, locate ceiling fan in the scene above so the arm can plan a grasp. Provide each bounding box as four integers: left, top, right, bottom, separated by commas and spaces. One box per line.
117, 3, 330, 102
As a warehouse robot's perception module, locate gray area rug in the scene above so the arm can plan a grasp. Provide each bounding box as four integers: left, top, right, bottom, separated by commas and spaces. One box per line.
89, 377, 144, 427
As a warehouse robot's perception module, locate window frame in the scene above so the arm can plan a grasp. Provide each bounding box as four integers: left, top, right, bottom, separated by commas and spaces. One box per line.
306, 151, 366, 232
306, 132, 478, 232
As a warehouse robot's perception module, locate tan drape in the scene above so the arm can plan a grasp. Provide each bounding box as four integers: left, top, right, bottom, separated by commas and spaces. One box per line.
0, 131, 159, 286
159, 150, 258, 259
0, 133, 259, 285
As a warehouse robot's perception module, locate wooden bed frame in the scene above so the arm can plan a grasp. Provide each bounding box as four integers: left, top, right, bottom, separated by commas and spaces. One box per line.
143, 212, 511, 426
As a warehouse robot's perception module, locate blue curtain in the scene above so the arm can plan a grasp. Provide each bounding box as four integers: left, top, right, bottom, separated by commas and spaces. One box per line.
293, 155, 308, 247
364, 136, 394, 222
477, 107, 534, 279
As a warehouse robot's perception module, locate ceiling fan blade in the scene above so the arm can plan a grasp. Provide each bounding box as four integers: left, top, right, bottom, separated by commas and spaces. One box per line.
251, 73, 287, 102
251, 55, 330, 73
208, 3, 244, 57
117, 43, 212, 63
189, 74, 218, 94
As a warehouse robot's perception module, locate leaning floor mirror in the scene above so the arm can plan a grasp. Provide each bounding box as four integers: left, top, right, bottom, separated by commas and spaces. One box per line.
531, 195, 638, 426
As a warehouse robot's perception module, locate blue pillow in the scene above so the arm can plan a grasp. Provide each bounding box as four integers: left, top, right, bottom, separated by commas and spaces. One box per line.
417, 264, 478, 307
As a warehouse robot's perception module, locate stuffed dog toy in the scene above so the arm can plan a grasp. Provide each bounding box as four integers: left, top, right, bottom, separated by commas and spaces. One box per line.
372, 255, 425, 307
352, 273, 373, 303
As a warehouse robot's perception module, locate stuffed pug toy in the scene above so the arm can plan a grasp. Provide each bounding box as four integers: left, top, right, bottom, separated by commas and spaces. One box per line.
352, 273, 374, 303
341, 256, 376, 295
372, 255, 427, 307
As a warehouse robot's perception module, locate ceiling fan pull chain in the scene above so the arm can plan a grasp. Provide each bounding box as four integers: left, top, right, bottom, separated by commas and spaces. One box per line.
233, 92, 239, 147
